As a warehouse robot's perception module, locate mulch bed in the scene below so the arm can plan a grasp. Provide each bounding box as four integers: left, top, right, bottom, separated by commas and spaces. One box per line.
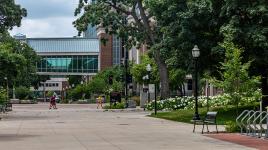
205, 133, 268, 150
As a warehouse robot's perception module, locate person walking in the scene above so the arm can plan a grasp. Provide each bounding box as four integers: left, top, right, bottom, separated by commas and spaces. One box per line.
96, 96, 103, 109
49, 95, 57, 109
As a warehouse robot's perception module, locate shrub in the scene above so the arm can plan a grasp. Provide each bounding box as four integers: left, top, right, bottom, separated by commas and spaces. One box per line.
16, 86, 34, 100
145, 92, 261, 111
104, 102, 125, 109
225, 121, 240, 133
0, 88, 7, 104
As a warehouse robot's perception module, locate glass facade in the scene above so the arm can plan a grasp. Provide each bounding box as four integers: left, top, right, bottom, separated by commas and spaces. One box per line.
112, 35, 121, 65
37, 55, 98, 73
84, 25, 97, 38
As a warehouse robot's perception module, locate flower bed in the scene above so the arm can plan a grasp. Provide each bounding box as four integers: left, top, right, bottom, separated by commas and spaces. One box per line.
145, 93, 260, 111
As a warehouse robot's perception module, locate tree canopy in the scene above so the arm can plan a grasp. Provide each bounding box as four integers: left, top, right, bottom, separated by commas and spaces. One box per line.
74, 0, 170, 98
0, 0, 26, 32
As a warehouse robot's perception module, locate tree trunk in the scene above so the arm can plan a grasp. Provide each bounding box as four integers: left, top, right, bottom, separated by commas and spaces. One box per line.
261, 69, 268, 110
153, 50, 170, 99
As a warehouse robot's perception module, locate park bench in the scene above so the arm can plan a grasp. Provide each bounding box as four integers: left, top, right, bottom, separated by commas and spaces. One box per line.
192, 111, 218, 134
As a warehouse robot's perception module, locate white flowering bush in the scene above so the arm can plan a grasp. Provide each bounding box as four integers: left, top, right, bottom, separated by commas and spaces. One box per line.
145, 91, 261, 111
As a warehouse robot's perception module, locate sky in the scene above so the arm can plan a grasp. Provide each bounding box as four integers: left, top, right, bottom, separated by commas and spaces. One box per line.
9, 0, 80, 38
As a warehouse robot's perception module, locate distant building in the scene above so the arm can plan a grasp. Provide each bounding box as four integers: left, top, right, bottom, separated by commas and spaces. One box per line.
14, 26, 125, 98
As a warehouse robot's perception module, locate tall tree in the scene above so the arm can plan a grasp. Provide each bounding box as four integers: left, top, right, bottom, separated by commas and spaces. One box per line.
0, 35, 40, 88
0, 43, 26, 86
211, 42, 260, 114
219, 0, 268, 108
74, 0, 170, 98
147, 0, 226, 77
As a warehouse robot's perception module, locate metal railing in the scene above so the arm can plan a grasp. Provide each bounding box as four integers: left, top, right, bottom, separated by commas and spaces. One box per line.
236, 110, 268, 139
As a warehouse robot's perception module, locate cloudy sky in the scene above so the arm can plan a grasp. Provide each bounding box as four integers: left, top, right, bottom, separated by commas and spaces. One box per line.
9, 0, 80, 38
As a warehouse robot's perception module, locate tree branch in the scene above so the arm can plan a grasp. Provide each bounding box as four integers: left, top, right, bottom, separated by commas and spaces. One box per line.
136, 0, 155, 44
103, 1, 131, 16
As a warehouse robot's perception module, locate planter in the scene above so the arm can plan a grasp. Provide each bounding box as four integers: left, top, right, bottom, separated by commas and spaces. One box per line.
10, 99, 20, 104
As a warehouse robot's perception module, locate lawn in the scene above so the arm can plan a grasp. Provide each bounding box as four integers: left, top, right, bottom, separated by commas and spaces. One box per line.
150, 104, 259, 125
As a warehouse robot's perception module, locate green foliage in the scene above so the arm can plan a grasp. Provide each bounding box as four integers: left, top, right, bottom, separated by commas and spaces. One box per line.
74, 0, 171, 98
103, 103, 125, 109
0, 0, 26, 31
67, 75, 82, 87
169, 69, 187, 91
0, 88, 7, 104
16, 86, 33, 100
146, 93, 261, 111
225, 121, 240, 133
211, 42, 260, 108
68, 85, 88, 100
131, 55, 158, 84
0, 45, 27, 89
152, 104, 258, 125
0, 35, 40, 88
87, 77, 107, 94
46, 91, 54, 98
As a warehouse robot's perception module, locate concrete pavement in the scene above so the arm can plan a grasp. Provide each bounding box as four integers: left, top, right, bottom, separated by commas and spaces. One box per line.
0, 103, 255, 150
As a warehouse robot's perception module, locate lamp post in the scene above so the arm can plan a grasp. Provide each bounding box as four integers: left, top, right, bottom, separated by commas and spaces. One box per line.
146, 64, 157, 115
4, 77, 8, 101
192, 45, 200, 120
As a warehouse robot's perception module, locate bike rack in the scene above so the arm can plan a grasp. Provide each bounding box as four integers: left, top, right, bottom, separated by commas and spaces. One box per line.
247, 111, 261, 136
241, 110, 255, 135
236, 110, 249, 134
253, 111, 266, 137
236, 110, 268, 139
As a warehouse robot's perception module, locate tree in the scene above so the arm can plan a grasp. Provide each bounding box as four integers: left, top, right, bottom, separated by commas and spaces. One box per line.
211, 42, 260, 114
130, 54, 158, 84
169, 69, 187, 96
0, 35, 40, 88
0, 43, 26, 86
147, 0, 226, 77
67, 75, 82, 87
219, 0, 268, 108
0, 0, 26, 32
74, 0, 170, 98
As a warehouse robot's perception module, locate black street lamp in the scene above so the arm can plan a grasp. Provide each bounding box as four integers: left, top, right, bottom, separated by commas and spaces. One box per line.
192, 45, 200, 120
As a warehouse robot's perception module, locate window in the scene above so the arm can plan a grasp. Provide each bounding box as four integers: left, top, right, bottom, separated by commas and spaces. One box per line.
37, 55, 98, 73
112, 35, 121, 65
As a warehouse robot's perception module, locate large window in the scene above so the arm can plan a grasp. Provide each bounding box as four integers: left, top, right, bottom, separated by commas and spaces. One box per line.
37, 55, 98, 73
112, 35, 121, 65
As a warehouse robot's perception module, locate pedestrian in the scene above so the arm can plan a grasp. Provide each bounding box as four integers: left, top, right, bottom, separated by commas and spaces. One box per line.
96, 96, 103, 109
49, 95, 57, 109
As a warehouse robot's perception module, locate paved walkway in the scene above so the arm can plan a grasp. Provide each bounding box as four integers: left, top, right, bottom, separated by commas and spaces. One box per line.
0, 103, 255, 150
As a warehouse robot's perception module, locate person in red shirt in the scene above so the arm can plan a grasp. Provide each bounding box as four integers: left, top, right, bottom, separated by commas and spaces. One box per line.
49, 95, 57, 109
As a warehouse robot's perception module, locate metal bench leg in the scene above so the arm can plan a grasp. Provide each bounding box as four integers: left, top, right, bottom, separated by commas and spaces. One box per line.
193, 122, 196, 133
207, 124, 209, 133
216, 124, 218, 133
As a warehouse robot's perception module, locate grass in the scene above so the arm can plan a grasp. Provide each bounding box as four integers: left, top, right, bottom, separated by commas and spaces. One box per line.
150, 104, 259, 125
